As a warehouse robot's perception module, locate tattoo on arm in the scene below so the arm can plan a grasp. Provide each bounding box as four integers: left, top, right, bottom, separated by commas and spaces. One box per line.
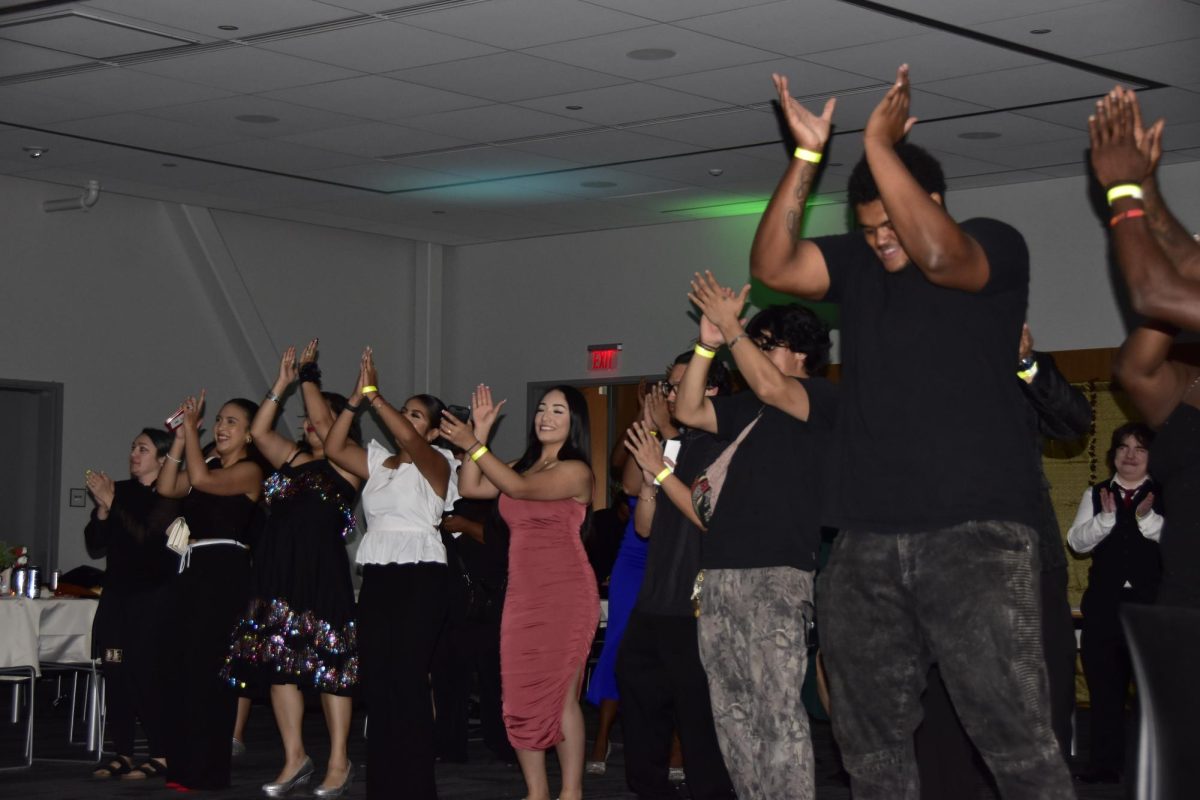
786, 209, 799, 238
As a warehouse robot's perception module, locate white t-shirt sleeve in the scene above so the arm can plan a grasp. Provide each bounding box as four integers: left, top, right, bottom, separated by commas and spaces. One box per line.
1066, 486, 1114, 554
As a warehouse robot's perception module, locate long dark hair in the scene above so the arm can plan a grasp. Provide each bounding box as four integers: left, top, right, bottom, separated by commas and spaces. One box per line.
512, 385, 591, 474
141, 427, 173, 458
218, 397, 269, 474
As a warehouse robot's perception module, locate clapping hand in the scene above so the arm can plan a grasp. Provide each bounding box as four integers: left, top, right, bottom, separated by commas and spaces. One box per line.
772, 73, 836, 154
864, 64, 918, 147
624, 421, 668, 486
1136, 492, 1155, 519
1089, 86, 1160, 188
85, 469, 115, 511
689, 271, 750, 340
180, 390, 206, 435
299, 338, 319, 366
277, 346, 298, 388
1098, 487, 1117, 515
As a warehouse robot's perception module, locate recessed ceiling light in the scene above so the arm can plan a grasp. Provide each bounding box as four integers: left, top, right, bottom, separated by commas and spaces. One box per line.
581, 180, 618, 188
432, 210, 446, 215
565, 105, 583, 110
626, 48, 676, 61
958, 131, 1001, 140
235, 114, 280, 124
218, 25, 239, 31
162, 162, 178, 168
708, 168, 723, 177
1030, 28, 1052, 34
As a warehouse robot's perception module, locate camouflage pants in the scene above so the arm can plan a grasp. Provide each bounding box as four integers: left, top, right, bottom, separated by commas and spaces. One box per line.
696, 566, 815, 800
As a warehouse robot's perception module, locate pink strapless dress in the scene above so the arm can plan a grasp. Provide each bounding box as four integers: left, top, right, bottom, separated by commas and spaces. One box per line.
498, 495, 600, 750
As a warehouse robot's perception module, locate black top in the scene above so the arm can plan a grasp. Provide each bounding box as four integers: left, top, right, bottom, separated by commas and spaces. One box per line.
1149, 402, 1200, 608
701, 377, 838, 571
1020, 351, 1093, 571
635, 428, 728, 617
182, 460, 260, 544
446, 497, 509, 593
84, 479, 178, 592
813, 217, 1037, 533
1080, 478, 1162, 615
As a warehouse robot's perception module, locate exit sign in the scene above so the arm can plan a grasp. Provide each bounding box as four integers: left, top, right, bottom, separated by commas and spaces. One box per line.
588, 343, 621, 371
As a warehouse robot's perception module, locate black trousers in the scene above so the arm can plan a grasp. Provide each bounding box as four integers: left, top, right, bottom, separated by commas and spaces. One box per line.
97, 585, 169, 757
615, 611, 735, 800
1080, 593, 1142, 770
431, 608, 512, 762
358, 563, 447, 800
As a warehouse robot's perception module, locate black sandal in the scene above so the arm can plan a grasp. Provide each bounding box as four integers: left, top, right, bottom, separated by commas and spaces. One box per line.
124, 758, 168, 780
93, 755, 134, 779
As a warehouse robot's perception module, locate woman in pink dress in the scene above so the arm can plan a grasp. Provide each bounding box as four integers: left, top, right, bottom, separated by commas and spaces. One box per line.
440, 384, 598, 800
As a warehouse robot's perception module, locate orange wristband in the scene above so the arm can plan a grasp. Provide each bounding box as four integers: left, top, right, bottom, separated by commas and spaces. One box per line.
1110, 208, 1146, 228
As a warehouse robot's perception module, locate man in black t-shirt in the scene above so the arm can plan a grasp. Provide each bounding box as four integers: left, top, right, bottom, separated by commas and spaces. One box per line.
749, 65, 1073, 799
666, 283, 838, 800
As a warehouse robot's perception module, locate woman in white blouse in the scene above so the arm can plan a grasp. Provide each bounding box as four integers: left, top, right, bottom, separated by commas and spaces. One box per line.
324, 348, 458, 800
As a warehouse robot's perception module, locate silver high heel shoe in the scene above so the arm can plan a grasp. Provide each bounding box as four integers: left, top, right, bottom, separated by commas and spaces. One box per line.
261, 756, 313, 797
313, 763, 355, 798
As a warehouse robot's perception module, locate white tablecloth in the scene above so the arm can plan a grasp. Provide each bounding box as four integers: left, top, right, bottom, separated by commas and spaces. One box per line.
0, 597, 98, 674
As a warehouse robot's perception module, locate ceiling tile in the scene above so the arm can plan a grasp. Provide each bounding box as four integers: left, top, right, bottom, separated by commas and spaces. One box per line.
0, 84, 110, 124
182, 138, 368, 174
676, 0, 928, 56
47, 112, 247, 151
391, 145, 581, 180
401, 0, 649, 49
920, 62, 1119, 109
611, 149, 787, 186
816, 88, 992, 134
129, 45, 360, 94
880, 0, 1104, 26
0, 13, 193, 58
30, 68, 235, 113
314, 0, 430, 11
388, 51, 628, 103
581, 0, 782, 23
638, 108, 784, 148
506, 128, 696, 165
506, 166, 693, 200
0, 126, 143, 166
804, 31, 1044, 83
971, 1, 1200, 58
0, 39, 93, 78
85, 0, 352, 39
282, 121, 474, 158
262, 75, 488, 121
652, 57, 881, 106
23, 149, 258, 187
258, 20, 498, 73
145, 95, 366, 139
945, 169, 1055, 190
398, 105, 588, 144
516, 83, 726, 126
197, 174, 369, 207
1013, 88, 1200, 132
524, 24, 776, 80
302, 160, 465, 191
904, 112, 1080, 156
968, 137, 1090, 170
1087, 37, 1200, 86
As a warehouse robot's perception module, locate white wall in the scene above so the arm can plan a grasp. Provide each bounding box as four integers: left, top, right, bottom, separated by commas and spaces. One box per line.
442, 160, 1200, 455
0, 173, 423, 572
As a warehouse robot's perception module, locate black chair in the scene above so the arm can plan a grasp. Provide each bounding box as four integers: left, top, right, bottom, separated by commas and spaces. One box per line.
1119, 603, 1200, 800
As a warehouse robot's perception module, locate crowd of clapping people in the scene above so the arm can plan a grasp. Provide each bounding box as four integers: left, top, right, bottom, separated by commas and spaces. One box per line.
81, 67, 1199, 800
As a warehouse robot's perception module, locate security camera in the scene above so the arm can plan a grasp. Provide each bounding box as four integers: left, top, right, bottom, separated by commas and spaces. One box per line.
23, 147, 47, 159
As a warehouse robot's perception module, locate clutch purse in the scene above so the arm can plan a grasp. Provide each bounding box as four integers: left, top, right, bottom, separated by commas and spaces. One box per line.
165, 516, 191, 556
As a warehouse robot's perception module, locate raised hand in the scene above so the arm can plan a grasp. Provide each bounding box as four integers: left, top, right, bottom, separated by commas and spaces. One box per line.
1136, 491, 1156, 519
690, 271, 750, 338
438, 408, 478, 451
864, 64, 917, 147
624, 421, 667, 482
1099, 487, 1116, 515
644, 384, 675, 438
277, 346, 298, 387
1127, 88, 1165, 174
298, 338, 319, 366
470, 384, 506, 439
772, 73, 836, 153
352, 347, 373, 398
85, 469, 115, 510
1089, 87, 1154, 187
181, 390, 206, 433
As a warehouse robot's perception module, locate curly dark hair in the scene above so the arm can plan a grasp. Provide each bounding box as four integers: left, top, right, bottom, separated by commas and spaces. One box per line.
744, 304, 832, 374
1106, 422, 1154, 473
847, 142, 946, 209
670, 350, 732, 395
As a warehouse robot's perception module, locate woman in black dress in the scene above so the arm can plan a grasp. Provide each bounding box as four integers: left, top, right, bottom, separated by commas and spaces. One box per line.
224, 341, 362, 797
85, 427, 177, 779
156, 392, 264, 790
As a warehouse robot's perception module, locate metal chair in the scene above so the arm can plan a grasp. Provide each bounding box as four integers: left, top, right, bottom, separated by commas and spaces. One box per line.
0, 666, 36, 770
40, 660, 105, 763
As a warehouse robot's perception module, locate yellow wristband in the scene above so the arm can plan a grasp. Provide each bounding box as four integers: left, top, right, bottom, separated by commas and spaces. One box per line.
470, 444, 489, 462
1105, 184, 1143, 205
793, 147, 822, 164
694, 343, 717, 359
361, 385, 378, 395
654, 467, 672, 485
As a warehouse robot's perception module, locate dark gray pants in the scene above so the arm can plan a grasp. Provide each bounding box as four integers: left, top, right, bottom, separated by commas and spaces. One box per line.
818, 523, 1074, 800
697, 567, 815, 800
